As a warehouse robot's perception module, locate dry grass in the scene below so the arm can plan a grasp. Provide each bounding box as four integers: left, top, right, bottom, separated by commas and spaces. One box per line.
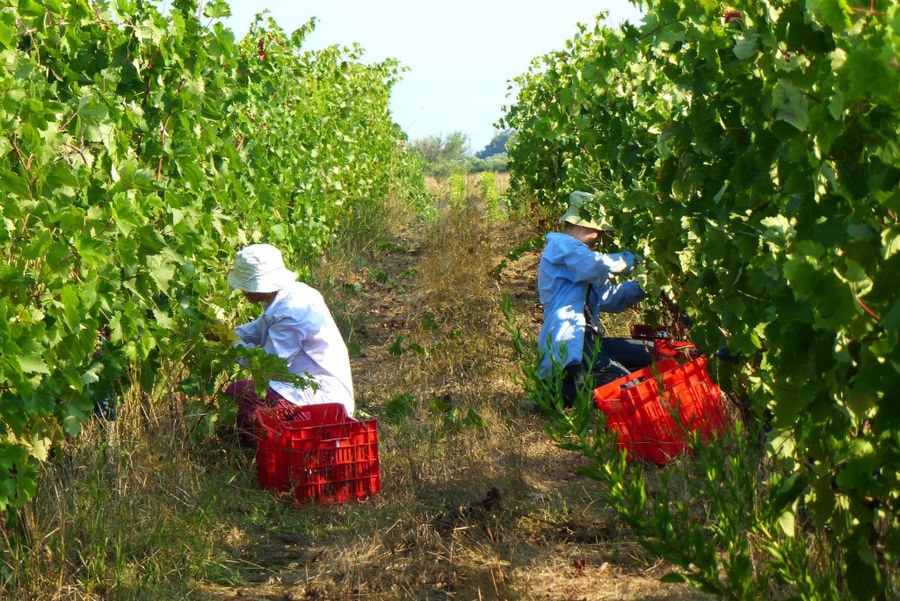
9, 174, 713, 600
191, 173, 710, 600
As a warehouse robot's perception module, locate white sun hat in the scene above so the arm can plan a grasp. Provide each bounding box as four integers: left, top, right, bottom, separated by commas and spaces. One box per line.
226, 244, 297, 292
560, 190, 614, 232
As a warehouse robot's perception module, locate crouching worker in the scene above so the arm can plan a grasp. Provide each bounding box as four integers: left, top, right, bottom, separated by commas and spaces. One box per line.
537, 191, 653, 409
222, 244, 354, 443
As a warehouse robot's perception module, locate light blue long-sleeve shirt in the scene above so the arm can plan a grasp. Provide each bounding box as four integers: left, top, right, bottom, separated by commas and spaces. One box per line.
537, 232, 644, 378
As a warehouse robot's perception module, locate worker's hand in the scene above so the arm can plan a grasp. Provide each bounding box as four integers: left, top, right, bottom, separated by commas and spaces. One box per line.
606, 251, 642, 275
203, 321, 238, 346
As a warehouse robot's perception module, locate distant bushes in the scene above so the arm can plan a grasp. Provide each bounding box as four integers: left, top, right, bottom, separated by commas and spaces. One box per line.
410, 130, 510, 176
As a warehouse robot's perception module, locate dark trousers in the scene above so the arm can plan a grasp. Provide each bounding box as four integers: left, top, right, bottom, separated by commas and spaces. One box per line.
561, 336, 653, 408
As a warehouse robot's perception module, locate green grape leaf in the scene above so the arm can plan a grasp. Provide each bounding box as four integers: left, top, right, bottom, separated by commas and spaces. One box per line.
806, 0, 852, 31
882, 301, 900, 333
777, 509, 796, 538
0, 168, 32, 200
772, 80, 809, 131
18, 352, 49, 375
733, 32, 759, 60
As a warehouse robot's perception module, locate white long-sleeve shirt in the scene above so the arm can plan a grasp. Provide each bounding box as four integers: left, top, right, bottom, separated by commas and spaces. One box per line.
234, 280, 354, 415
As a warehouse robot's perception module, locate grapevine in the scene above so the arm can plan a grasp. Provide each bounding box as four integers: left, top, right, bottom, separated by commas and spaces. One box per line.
503, 0, 899, 597
0, 0, 425, 512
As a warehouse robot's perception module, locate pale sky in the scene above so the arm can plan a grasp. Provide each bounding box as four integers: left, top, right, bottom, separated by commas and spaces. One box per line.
219, 1, 643, 152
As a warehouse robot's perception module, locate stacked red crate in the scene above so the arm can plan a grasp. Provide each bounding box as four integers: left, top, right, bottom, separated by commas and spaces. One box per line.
255, 403, 381, 505
593, 354, 728, 466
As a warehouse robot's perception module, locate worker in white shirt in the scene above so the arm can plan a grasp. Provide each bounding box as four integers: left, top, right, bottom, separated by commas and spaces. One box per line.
222, 244, 354, 440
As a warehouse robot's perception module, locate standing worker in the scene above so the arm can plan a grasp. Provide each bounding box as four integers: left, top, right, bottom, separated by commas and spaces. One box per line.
222, 244, 354, 440
537, 190, 652, 408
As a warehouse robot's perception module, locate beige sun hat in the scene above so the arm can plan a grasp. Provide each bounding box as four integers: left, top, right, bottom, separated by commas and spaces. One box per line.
226, 244, 297, 292
560, 190, 614, 232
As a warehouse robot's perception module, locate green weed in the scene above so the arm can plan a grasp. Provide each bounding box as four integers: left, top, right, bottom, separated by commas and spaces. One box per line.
480, 171, 504, 221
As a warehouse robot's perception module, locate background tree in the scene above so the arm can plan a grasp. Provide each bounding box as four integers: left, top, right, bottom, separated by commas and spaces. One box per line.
475, 128, 514, 159
410, 131, 471, 177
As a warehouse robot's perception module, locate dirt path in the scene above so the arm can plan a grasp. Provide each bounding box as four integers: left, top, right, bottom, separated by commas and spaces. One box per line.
201, 184, 714, 600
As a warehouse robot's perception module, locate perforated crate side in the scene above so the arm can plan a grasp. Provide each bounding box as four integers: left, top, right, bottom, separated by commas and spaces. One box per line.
285, 418, 381, 505
256, 403, 359, 496
592, 356, 728, 465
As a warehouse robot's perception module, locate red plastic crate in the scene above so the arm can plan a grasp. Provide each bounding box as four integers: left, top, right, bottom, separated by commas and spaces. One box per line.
630, 323, 697, 363
255, 403, 381, 505
593, 356, 728, 465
